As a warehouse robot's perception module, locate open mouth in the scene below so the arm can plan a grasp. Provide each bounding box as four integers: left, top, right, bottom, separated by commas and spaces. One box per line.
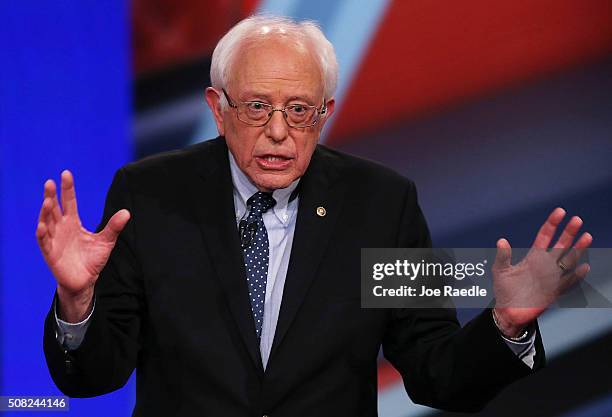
255, 155, 293, 170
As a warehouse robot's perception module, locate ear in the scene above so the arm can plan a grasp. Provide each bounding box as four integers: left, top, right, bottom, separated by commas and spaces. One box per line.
205, 87, 225, 136
317, 97, 335, 131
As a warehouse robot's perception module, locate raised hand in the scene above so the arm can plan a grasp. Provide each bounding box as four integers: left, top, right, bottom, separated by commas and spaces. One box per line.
492, 208, 592, 337
36, 170, 130, 322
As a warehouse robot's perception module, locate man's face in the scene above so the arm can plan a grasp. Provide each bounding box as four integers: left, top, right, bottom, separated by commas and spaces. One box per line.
206, 36, 335, 192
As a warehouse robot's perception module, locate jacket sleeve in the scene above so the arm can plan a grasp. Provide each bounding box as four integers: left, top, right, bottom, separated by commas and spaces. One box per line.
43, 168, 145, 397
382, 180, 545, 412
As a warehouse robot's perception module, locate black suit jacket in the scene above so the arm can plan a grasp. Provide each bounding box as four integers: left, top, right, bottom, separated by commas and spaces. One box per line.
44, 137, 544, 416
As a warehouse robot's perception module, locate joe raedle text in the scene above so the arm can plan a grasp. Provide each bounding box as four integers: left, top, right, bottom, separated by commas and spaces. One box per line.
372, 285, 487, 298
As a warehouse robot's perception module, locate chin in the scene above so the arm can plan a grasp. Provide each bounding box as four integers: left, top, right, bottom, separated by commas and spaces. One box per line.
255, 172, 296, 192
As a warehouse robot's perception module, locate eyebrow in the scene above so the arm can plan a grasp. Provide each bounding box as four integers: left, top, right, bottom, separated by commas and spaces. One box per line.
238, 92, 317, 105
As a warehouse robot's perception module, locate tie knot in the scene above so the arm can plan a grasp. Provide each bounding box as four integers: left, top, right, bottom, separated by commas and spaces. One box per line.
247, 192, 276, 214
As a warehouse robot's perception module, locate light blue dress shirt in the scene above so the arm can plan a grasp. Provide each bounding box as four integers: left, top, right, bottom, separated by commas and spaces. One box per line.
228, 152, 299, 369
55, 151, 536, 369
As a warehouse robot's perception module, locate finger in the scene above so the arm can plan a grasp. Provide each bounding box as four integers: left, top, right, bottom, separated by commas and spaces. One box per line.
37, 197, 52, 225
98, 209, 131, 243
44, 179, 62, 222
574, 263, 590, 279
36, 222, 52, 254
532, 207, 566, 249
43, 200, 56, 237
574, 232, 593, 249
38, 188, 59, 237
555, 232, 593, 272
38, 197, 58, 238
35, 220, 46, 241
558, 263, 590, 294
553, 216, 582, 249
60, 170, 79, 217
494, 238, 512, 270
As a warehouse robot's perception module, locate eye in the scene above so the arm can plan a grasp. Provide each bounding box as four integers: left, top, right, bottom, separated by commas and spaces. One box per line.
288, 104, 307, 114
246, 102, 267, 112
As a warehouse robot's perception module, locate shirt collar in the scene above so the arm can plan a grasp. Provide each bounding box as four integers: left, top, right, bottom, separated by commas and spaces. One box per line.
228, 151, 299, 226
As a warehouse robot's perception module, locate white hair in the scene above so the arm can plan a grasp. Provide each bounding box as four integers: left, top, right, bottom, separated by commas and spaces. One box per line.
210, 15, 338, 100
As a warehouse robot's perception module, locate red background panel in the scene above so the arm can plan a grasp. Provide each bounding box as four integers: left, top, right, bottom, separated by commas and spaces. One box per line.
377, 359, 402, 391
328, 0, 612, 145
133, 0, 260, 75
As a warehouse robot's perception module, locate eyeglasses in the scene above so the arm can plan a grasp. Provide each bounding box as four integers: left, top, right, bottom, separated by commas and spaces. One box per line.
222, 88, 327, 128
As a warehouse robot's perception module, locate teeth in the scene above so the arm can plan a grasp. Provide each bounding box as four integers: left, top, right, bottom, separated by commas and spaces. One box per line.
265, 156, 283, 161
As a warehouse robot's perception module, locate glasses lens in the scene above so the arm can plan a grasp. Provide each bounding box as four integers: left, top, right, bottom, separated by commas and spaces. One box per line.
286, 105, 317, 128
239, 102, 271, 125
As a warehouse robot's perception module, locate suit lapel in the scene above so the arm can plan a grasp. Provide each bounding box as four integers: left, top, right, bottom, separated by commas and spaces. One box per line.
188, 138, 264, 373
269, 147, 347, 362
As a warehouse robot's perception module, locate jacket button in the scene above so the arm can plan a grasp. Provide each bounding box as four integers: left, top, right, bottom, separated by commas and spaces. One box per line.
65, 358, 74, 374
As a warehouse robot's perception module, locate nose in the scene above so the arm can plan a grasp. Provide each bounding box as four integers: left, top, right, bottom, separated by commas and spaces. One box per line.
264, 109, 289, 142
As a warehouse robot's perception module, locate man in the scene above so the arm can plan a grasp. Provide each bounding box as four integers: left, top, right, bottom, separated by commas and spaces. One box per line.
38, 15, 592, 416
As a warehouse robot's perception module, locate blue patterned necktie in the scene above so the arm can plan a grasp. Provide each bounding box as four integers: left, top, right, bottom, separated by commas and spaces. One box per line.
240, 191, 276, 339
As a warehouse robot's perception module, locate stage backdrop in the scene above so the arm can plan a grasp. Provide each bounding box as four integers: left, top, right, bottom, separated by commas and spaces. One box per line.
1, 3, 133, 416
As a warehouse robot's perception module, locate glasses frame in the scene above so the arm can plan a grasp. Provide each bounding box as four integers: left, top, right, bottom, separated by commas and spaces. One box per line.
221, 88, 327, 128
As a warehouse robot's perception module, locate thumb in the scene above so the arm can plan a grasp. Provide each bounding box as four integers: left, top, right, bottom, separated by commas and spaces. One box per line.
494, 238, 512, 270
99, 209, 131, 243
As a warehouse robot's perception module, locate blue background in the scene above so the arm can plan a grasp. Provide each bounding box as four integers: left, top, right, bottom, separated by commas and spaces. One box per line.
1, 3, 133, 416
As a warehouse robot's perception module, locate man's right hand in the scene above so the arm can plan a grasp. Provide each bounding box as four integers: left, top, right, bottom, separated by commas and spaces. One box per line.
36, 170, 130, 323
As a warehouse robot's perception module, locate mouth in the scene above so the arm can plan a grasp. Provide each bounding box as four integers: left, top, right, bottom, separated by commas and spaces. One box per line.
255, 154, 294, 170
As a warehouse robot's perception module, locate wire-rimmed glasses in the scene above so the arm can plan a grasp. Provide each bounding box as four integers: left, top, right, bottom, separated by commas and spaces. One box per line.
222, 88, 326, 128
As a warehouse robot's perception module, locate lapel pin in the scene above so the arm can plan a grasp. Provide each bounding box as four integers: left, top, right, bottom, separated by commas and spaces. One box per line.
316, 206, 326, 217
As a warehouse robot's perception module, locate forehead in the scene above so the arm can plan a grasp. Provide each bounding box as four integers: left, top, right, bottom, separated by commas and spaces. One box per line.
229, 35, 324, 100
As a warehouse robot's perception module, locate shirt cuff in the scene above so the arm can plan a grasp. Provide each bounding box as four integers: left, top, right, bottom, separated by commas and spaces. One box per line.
500, 329, 537, 369
54, 297, 95, 351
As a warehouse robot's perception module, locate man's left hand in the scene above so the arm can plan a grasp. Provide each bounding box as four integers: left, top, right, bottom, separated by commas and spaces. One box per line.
492, 207, 592, 338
